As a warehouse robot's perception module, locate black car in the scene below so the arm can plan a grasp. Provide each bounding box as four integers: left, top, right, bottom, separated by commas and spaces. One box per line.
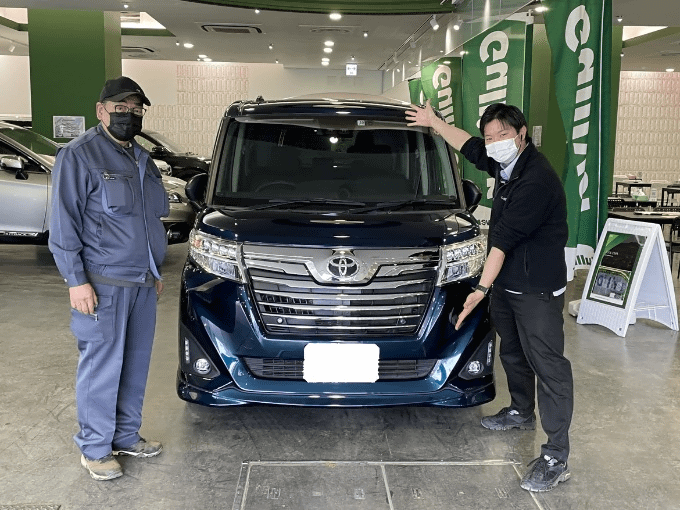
135, 130, 211, 180
177, 94, 495, 408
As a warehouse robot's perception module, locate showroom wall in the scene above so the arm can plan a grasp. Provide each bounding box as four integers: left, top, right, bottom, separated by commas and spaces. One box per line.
0, 55, 383, 157
614, 71, 680, 186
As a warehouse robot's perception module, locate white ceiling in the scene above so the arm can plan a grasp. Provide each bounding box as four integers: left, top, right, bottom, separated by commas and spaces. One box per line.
0, 0, 678, 73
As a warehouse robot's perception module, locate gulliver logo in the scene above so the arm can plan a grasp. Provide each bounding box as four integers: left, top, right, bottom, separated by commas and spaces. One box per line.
431, 65, 456, 125
477, 30, 509, 127
565, 6, 594, 214
327, 255, 359, 278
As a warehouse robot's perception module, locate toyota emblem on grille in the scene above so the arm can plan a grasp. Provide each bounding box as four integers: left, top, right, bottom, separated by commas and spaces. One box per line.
328, 255, 359, 278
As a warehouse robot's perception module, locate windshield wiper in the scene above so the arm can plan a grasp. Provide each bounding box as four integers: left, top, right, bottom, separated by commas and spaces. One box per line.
345, 198, 456, 214
247, 198, 366, 211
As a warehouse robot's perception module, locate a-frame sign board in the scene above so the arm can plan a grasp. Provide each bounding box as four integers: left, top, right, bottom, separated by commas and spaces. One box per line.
577, 218, 678, 337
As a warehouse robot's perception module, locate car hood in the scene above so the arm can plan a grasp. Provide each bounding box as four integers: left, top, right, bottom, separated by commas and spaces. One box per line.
198, 209, 479, 248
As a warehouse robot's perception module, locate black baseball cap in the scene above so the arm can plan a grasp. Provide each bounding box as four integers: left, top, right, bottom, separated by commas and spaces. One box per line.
99, 76, 150, 106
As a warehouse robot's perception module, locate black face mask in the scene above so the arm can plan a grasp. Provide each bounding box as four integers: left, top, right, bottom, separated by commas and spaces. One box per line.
107, 111, 142, 142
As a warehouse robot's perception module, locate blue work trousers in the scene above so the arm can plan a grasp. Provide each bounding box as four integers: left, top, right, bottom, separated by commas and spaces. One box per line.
71, 282, 157, 460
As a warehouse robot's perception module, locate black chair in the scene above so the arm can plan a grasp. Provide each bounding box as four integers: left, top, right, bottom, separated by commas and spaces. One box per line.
665, 216, 680, 277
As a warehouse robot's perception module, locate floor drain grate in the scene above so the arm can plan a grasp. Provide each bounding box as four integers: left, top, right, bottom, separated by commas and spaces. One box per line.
0, 506, 61, 510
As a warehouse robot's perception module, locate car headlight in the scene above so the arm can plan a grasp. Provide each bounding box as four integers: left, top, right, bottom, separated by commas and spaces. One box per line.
168, 191, 183, 203
189, 230, 243, 282
437, 235, 487, 285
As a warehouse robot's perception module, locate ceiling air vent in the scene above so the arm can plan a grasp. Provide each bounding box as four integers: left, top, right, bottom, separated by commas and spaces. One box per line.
201, 24, 262, 35
122, 47, 156, 58
301, 25, 357, 34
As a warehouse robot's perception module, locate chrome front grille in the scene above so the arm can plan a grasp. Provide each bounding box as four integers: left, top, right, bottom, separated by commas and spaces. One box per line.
243, 357, 437, 380
242, 245, 439, 337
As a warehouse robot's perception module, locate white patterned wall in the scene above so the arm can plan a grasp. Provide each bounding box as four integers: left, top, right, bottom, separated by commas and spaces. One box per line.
141, 63, 249, 158
615, 71, 680, 184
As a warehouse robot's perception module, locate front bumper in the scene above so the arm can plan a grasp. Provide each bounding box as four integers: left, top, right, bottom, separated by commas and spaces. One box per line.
177, 265, 496, 408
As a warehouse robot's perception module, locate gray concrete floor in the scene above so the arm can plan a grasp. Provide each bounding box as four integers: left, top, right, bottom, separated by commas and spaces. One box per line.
1, 242, 680, 510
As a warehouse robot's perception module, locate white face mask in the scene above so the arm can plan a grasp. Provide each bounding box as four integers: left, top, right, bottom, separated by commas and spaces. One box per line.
486, 134, 520, 165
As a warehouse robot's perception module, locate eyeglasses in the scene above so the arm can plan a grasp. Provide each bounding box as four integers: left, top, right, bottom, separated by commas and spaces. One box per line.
107, 104, 147, 117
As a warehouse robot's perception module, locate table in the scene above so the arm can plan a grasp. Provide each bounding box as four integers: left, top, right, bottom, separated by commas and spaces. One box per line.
607, 210, 680, 270
607, 209, 680, 226
614, 181, 651, 197
660, 187, 680, 207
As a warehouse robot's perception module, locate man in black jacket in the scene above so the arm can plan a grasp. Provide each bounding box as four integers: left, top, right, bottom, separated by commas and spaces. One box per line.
406, 101, 573, 492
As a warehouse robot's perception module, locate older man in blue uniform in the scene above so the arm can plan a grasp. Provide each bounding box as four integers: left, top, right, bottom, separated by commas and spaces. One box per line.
49, 76, 169, 480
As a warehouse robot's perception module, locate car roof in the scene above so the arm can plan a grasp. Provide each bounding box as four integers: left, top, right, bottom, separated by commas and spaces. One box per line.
224, 93, 413, 121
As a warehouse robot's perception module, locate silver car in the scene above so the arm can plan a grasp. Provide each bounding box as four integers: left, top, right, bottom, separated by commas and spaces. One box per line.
0, 121, 195, 244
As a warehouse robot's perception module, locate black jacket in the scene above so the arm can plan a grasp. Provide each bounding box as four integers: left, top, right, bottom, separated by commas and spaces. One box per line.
460, 137, 568, 293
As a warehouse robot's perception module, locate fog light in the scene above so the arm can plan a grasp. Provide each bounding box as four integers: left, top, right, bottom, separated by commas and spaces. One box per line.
194, 358, 212, 375
467, 360, 483, 375
184, 338, 190, 364
487, 340, 493, 366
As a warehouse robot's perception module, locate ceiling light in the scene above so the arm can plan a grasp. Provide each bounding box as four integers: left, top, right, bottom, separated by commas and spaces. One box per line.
198, 54, 207, 58
175, 41, 180, 46
620, 52, 624, 57
322, 60, 329, 66
324, 47, 333, 54
440, 50, 444, 53
322, 57, 330, 61
453, 20, 461, 30
430, 15, 439, 31
667, 68, 675, 72
275, 59, 279, 64
268, 43, 273, 50
616, 15, 623, 23
324, 40, 334, 47
203, 58, 212, 62
123, 3, 129, 9
183, 42, 194, 49
363, 31, 368, 38
8, 44, 15, 53
460, 50, 466, 56
350, 55, 355, 61
254, 9, 260, 14
534, 6, 548, 13
329, 13, 342, 21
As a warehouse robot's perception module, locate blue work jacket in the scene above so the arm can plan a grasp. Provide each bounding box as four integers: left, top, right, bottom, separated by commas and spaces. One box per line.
49, 124, 169, 287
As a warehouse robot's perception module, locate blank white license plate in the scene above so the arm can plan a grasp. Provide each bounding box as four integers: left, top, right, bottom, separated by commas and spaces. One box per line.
303, 343, 379, 383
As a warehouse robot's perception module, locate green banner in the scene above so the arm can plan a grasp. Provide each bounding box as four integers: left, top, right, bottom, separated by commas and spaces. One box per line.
543, 0, 613, 278
416, 57, 463, 128
408, 78, 423, 105
460, 19, 532, 227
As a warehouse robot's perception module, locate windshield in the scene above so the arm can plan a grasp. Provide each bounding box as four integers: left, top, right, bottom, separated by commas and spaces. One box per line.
139, 131, 186, 153
0, 127, 60, 156
212, 119, 459, 209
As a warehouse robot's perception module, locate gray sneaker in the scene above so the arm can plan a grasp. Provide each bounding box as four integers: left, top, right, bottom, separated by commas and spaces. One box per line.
481, 407, 536, 431
520, 455, 571, 492
80, 454, 123, 481
113, 438, 163, 458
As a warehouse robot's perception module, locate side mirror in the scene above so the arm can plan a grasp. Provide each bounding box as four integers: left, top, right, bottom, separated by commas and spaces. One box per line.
185, 173, 209, 211
1, 156, 28, 180
151, 145, 165, 156
462, 179, 482, 214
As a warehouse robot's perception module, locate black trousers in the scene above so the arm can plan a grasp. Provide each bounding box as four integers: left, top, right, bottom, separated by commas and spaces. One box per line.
490, 288, 574, 463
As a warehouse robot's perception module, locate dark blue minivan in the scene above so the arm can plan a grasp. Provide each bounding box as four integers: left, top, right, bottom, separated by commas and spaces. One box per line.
177, 94, 495, 407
